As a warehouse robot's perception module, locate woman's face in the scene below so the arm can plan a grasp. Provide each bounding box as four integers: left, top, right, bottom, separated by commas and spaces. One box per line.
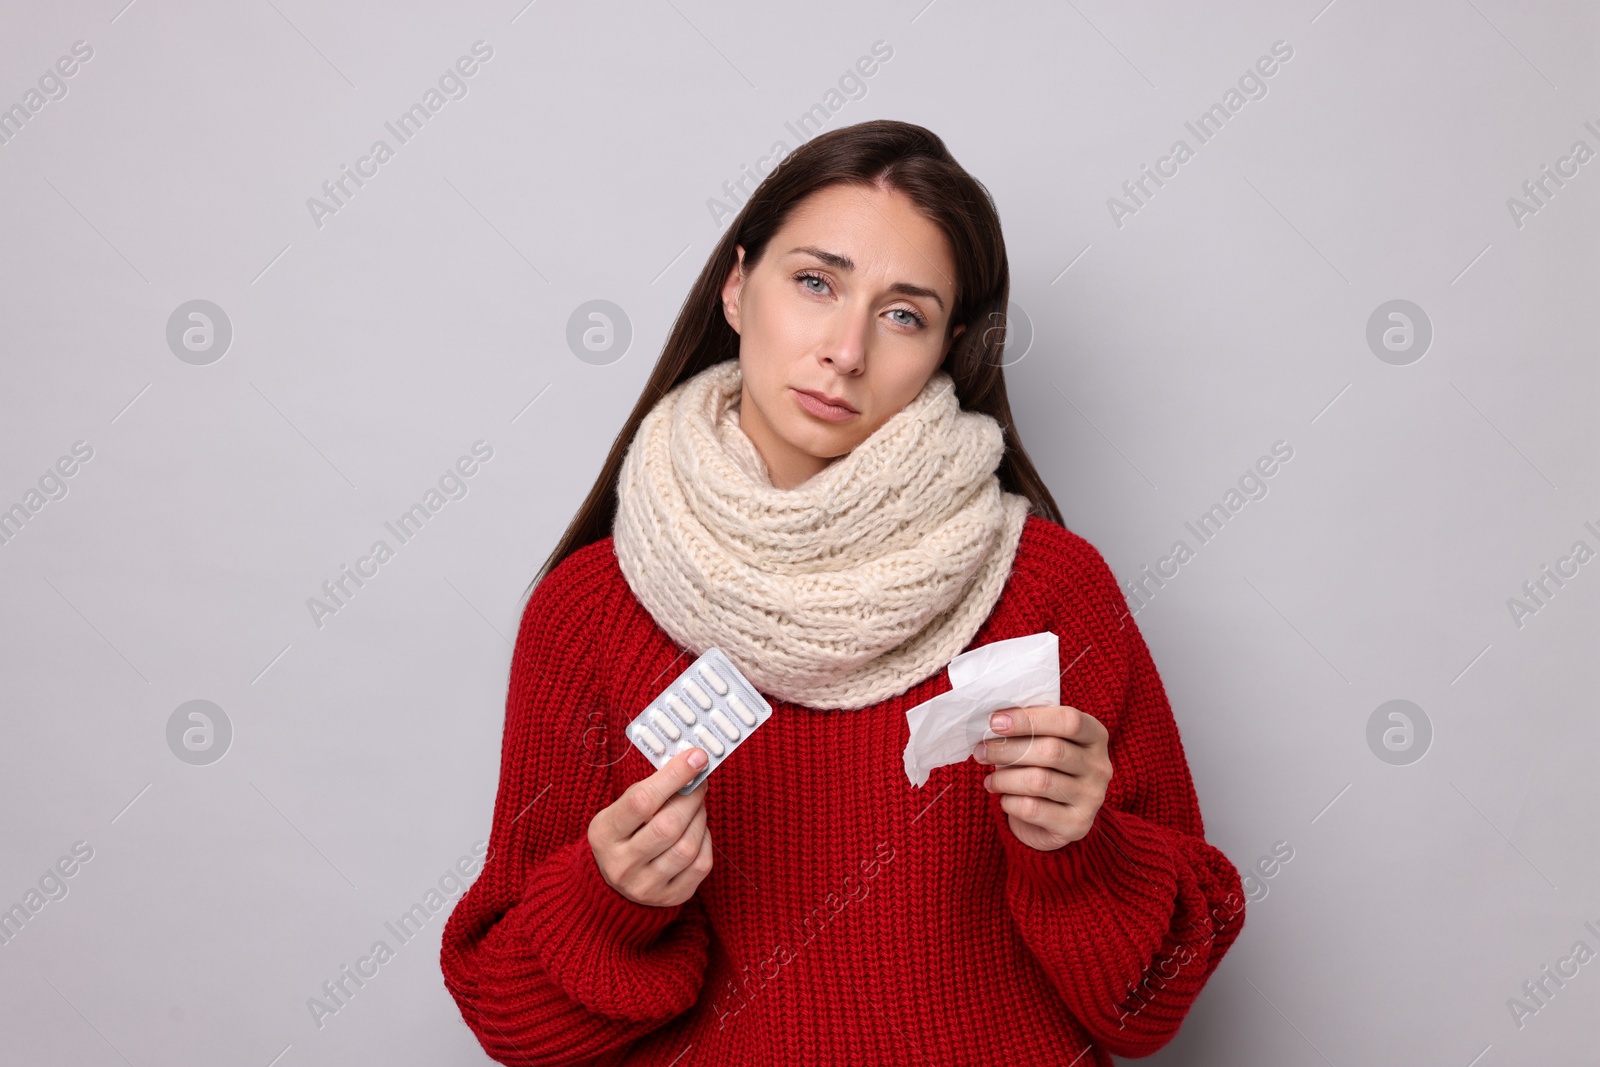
720, 181, 966, 489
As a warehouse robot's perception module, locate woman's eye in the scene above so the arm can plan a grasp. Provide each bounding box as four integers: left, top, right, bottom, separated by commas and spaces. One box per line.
797, 272, 925, 328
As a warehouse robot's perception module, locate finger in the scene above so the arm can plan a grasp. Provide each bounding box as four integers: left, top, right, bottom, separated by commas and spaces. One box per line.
1000, 792, 1092, 842
664, 819, 714, 894
992, 705, 1104, 746
983, 763, 1074, 805
611, 747, 708, 838
648, 797, 709, 880
977, 732, 1076, 772
631, 775, 707, 859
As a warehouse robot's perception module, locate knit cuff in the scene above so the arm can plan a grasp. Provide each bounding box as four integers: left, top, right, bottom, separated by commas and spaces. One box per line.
521, 835, 701, 1018
1002, 806, 1175, 894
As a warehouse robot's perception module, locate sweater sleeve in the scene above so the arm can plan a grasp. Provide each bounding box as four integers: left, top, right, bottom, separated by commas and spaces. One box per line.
439, 549, 712, 1066
992, 537, 1246, 1058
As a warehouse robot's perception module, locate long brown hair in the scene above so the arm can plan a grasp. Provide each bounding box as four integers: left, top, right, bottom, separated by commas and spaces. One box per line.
525, 118, 1062, 600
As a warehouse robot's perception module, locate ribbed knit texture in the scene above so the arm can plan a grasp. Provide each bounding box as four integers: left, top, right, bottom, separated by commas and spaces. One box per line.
440, 515, 1246, 1066
612, 357, 1032, 710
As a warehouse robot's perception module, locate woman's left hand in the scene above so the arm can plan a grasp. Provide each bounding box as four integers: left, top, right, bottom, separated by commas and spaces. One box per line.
973, 706, 1112, 852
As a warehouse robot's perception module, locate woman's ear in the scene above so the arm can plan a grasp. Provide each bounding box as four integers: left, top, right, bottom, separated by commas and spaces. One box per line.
942, 319, 966, 358
721, 246, 747, 334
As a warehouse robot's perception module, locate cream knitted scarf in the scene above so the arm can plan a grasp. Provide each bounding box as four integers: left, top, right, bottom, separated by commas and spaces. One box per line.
612, 358, 1031, 710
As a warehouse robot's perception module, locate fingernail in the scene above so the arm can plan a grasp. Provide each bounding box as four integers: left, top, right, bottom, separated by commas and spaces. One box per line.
991, 712, 1011, 732
972, 742, 987, 763
687, 748, 707, 769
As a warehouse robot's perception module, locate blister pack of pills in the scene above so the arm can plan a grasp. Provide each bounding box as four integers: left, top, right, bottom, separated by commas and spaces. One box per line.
626, 647, 773, 795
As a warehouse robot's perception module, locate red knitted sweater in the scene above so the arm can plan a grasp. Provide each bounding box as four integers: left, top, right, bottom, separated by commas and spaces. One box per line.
440, 514, 1245, 1065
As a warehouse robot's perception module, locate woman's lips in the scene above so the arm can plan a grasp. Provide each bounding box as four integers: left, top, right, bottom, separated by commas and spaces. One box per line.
791, 388, 858, 422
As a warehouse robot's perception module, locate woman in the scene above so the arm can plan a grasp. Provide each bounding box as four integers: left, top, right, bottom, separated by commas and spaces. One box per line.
440, 120, 1245, 1066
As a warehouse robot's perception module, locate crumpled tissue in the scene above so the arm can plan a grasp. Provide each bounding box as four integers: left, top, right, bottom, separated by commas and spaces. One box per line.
902, 631, 1060, 787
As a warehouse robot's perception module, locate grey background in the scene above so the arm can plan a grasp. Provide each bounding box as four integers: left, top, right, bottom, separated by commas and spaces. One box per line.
2, 0, 1596, 1064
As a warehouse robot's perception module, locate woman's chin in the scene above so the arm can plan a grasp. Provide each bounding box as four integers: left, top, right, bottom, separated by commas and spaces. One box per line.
784, 430, 857, 465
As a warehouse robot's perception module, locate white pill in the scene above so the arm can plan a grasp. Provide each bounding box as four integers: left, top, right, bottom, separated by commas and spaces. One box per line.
709, 709, 740, 741
666, 695, 696, 724
729, 694, 757, 726
635, 726, 665, 755
693, 725, 725, 757
698, 663, 729, 694
650, 709, 681, 741
682, 679, 712, 710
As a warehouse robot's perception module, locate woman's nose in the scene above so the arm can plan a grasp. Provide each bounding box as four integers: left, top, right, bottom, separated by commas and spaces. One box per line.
818, 304, 872, 372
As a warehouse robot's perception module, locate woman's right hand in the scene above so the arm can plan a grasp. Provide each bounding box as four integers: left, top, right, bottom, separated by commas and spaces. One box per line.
588, 747, 713, 907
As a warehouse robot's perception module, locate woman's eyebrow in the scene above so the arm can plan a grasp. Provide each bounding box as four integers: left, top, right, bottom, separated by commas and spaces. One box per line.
786, 245, 946, 312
